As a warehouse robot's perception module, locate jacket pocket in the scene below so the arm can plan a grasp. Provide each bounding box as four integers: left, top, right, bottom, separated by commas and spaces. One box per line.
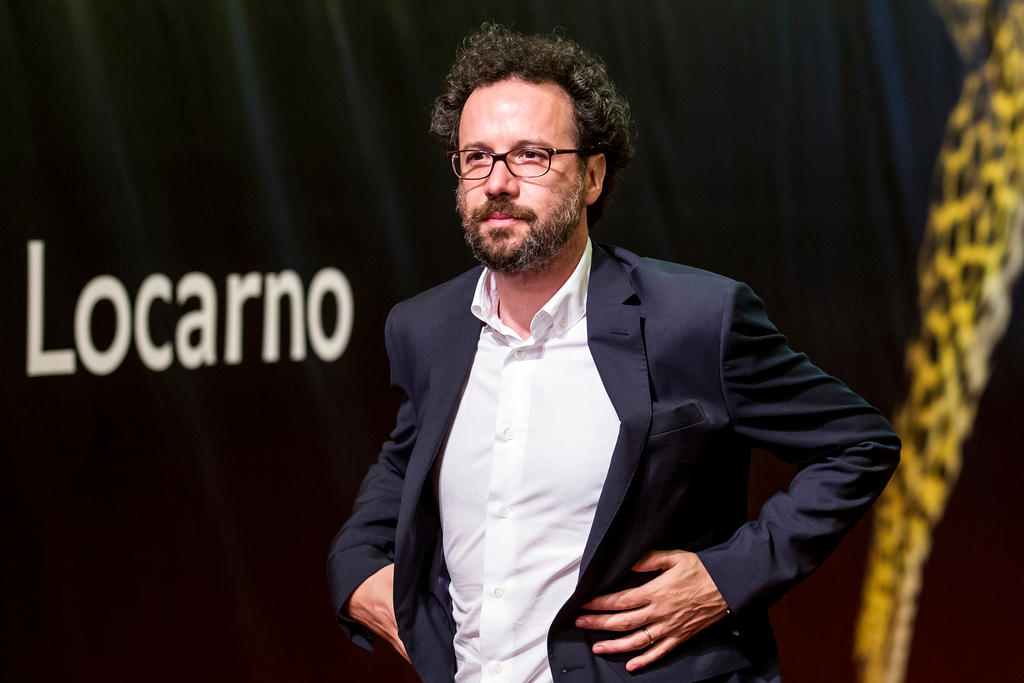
649, 401, 707, 438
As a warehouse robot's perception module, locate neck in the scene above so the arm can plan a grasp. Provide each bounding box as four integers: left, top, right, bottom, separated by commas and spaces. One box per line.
493, 227, 588, 340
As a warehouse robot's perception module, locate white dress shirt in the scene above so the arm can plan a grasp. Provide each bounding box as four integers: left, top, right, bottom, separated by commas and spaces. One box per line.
437, 240, 621, 682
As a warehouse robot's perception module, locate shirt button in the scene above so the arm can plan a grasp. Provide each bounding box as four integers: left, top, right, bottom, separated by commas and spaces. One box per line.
514, 349, 525, 361
503, 427, 515, 441
491, 663, 503, 674
493, 586, 505, 598
559, 317, 568, 328
498, 506, 510, 519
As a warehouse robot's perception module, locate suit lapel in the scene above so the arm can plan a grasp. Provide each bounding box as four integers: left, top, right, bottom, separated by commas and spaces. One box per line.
401, 278, 484, 521
579, 245, 652, 578
395, 291, 482, 659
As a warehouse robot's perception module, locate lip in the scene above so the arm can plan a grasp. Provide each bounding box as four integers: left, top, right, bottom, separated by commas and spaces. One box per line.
483, 213, 521, 227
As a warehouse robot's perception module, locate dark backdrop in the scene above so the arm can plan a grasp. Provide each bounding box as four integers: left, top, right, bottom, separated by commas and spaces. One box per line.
1, 1, 1020, 681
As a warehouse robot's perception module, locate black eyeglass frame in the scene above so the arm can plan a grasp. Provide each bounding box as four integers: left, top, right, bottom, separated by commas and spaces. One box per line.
447, 147, 590, 180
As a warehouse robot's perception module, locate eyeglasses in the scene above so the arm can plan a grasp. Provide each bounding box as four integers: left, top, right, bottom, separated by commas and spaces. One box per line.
448, 147, 588, 180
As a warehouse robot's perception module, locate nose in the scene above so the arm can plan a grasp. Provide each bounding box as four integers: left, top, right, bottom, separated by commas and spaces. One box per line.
484, 156, 520, 198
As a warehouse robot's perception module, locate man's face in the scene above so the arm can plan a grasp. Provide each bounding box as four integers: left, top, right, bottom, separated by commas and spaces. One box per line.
455, 79, 603, 273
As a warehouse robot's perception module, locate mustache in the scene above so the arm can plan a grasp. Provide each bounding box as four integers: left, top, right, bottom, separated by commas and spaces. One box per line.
469, 197, 537, 224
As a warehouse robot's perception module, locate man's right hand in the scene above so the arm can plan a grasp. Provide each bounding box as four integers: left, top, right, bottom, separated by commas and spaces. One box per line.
343, 563, 410, 662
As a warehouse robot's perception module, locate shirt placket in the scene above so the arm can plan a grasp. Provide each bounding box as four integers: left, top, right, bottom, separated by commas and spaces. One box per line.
478, 336, 535, 681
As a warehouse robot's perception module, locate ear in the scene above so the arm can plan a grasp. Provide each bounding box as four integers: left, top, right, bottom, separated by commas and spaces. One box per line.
584, 153, 607, 206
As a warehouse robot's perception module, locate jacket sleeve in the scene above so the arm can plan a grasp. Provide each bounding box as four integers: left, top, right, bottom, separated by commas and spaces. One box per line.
696, 282, 900, 616
326, 307, 417, 650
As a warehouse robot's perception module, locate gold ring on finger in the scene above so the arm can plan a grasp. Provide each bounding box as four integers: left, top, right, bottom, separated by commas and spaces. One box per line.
641, 626, 654, 646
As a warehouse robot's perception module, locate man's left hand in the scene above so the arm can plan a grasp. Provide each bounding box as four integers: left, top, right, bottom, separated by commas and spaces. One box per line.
574, 549, 729, 672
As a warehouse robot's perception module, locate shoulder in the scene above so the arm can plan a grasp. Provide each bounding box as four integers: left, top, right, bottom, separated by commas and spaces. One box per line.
595, 243, 747, 312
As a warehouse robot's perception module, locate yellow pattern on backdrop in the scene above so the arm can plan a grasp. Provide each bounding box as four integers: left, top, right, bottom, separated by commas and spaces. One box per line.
855, 2, 1024, 682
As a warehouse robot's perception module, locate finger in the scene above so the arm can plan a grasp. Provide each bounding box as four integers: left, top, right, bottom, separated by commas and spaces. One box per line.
581, 586, 650, 611
591, 626, 660, 655
575, 606, 649, 632
584, 566, 673, 615
631, 549, 682, 573
392, 636, 410, 662
625, 636, 680, 672
380, 618, 411, 662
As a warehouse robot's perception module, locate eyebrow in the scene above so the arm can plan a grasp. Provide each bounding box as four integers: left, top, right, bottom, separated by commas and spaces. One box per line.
458, 139, 556, 151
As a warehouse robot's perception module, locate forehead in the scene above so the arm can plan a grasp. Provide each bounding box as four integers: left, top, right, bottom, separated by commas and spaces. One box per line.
458, 78, 576, 148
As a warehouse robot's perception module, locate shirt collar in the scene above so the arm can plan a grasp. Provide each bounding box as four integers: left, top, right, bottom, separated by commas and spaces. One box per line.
470, 238, 592, 343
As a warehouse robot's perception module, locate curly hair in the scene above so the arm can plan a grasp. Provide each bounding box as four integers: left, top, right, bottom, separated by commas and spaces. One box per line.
430, 23, 634, 226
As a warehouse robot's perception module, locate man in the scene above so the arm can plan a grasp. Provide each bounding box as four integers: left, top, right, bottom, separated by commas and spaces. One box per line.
328, 24, 899, 683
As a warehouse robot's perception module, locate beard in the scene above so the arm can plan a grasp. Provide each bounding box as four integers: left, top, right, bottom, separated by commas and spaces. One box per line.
457, 171, 587, 273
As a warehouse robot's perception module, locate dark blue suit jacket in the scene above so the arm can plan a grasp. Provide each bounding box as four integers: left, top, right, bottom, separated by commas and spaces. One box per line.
328, 244, 900, 682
